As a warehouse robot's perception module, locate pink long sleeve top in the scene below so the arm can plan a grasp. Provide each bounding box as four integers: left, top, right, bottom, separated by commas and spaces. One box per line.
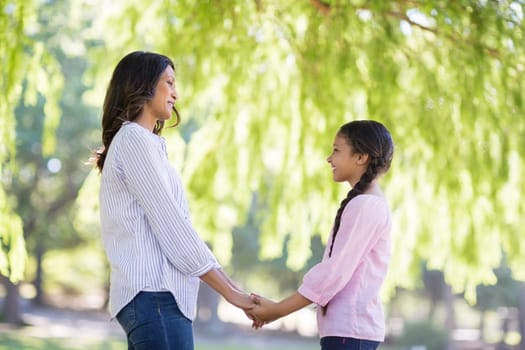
298, 194, 392, 341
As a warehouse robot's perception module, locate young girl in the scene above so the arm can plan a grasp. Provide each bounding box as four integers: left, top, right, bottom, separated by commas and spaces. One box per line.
94, 51, 254, 350
249, 120, 394, 350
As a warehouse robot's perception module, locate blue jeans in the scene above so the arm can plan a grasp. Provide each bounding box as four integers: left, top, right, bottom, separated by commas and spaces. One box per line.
320, 336, 380, 350
116, 291, 194, 350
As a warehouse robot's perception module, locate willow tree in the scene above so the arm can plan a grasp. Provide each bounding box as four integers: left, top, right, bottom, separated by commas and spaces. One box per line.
1, 0, 62, 289
82, 0, 523, 301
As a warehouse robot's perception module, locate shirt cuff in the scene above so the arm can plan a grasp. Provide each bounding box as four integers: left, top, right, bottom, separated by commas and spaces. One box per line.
190, 261, 221, 278
298, 283, 329, 307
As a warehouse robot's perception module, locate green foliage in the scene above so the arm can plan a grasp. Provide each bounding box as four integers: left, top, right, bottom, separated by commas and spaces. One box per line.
0, 0, 39, 282
229, 195, 325, 296
80, 0, 525, 299
1, 0, 96, 284
0, 197, 25, 281
42, 246, 107, 296
1, 0, 525, 300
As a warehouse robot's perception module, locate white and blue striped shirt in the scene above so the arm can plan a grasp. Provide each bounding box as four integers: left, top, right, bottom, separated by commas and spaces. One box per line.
99, 121, 220, 320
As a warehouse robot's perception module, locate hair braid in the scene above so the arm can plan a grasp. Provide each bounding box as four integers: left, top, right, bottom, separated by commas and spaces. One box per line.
327, 161, 379, 258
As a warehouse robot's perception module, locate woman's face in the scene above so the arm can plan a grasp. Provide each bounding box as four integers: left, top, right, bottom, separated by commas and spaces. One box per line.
144, 65, 178, 122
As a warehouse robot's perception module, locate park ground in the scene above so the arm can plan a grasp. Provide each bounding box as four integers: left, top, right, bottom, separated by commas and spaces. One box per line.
0, 294, 516, 350
0, 300, 323, 350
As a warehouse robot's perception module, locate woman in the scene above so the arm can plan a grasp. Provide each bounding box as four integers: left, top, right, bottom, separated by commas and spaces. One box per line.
94, 51, 254, 350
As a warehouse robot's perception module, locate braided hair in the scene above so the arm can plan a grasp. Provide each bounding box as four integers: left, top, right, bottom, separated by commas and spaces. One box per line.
322, 120, 394, 315
92, 51, 181, 172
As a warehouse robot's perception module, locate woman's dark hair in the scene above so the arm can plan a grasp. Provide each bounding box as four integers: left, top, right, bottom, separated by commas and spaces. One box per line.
93, 51, 180, 171
322, 120, 393, 316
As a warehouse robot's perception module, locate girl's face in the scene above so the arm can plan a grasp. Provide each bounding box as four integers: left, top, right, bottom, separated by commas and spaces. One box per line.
327, 134, 368, 186
143, 65, 178, 122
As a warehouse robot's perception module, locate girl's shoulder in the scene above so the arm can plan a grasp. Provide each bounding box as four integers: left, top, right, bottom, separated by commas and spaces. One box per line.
343, 194, 392, 228
344, 194, 390, 216
352, 193, 388, 205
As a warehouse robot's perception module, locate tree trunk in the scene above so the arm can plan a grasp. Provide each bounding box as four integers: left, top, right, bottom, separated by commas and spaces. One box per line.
0, 275, 23, 325
33, 237, 45, 305
444, 282, 456, 350
518, 282, 525, 350
196, 282, 222, 334
479, 310, 486, 343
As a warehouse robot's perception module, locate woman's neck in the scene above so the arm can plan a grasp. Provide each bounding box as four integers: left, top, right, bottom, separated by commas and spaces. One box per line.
134, 114, 156, 132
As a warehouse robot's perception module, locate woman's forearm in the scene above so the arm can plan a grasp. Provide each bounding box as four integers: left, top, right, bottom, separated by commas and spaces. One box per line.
200, 268, 253, 309
217, 268, 243, 292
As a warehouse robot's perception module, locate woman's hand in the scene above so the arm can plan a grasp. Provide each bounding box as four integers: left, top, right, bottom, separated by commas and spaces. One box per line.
200, 269, 257, 311
228, 289, 257, 310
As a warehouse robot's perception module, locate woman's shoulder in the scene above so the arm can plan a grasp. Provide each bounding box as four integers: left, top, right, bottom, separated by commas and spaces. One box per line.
115, 122, 162, 147
119, 121, 150, 137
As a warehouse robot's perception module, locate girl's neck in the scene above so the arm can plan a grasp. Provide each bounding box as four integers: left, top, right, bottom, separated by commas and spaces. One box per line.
362, 180, 383, 197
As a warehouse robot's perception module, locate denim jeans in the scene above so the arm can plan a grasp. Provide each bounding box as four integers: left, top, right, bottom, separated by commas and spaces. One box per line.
320, 336, 380, 350
116, 291, 194, 350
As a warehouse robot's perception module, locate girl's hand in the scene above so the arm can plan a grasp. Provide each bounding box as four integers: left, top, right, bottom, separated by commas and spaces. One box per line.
248, 293, 281, 327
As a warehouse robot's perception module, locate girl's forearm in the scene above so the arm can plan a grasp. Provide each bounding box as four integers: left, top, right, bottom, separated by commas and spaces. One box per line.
275, 292, 312, 318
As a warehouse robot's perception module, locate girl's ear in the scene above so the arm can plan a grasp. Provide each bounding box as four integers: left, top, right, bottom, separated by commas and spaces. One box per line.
357, 153, 370, 165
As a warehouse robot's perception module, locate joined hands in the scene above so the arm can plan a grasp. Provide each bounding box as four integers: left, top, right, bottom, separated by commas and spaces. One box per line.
245, 293, 280, 330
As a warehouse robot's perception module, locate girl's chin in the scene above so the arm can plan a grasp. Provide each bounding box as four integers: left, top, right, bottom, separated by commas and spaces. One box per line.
332, 176, 348, 183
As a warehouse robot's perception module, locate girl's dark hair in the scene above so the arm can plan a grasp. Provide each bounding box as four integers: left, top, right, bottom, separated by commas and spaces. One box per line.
92, 51, 180, 171
322, 120, 393, 316
328, 120, 394, 257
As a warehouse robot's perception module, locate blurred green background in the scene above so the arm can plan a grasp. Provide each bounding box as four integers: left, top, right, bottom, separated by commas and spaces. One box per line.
1, 0, 525, 349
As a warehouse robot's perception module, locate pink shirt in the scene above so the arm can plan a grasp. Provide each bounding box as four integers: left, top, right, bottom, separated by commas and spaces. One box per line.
298, 194, 391, 341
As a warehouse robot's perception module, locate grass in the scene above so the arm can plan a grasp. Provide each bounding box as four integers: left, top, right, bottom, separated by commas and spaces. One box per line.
0, 335, 318, 350
0, 333, 400, 350
0, 334, 125, 350
0, 332, 321, 350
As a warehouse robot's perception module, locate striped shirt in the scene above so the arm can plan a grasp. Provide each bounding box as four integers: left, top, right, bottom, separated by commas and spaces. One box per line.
99, 121, 220, 320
